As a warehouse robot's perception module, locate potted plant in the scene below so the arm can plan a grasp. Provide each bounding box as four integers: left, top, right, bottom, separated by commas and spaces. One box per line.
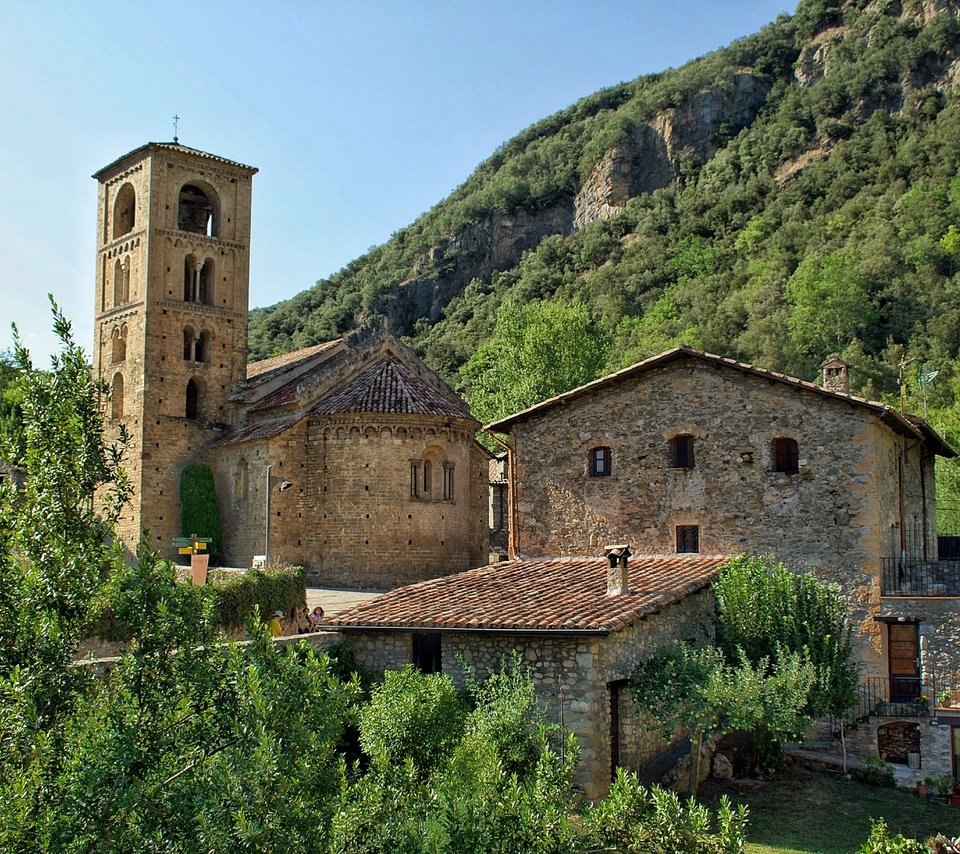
937, 688, 953, 708
916, 694, 931, 714
918, 776, 933, 797
935, 775, 953, 802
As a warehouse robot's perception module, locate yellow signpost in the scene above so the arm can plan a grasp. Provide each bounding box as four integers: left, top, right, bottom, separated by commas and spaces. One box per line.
171, 535, 212, 585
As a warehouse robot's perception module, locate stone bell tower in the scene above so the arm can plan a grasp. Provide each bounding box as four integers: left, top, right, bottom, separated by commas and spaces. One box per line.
92, 142, 257, 553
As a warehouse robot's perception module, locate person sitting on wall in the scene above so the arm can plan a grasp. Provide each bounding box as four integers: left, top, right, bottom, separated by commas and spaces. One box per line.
307, 605, 325, 631
268, 610, 284, 638
291, 605, 310, 634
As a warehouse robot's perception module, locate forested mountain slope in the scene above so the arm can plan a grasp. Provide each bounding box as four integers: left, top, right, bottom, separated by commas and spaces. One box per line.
248, 0, 960, 458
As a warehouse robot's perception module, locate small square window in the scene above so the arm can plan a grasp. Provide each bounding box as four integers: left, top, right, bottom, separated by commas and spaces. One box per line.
671, 435, 695, 469
676, 525, 700, 554
772, 437, 799, 474
590, 447, 611, 477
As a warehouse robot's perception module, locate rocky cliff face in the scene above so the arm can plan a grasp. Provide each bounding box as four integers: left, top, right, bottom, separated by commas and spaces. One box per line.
379, 73, 773, 334
378, 205, 574, 334
575, 72, 772, 228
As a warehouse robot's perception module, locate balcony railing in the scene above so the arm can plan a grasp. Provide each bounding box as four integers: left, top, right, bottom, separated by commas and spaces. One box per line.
881, 557, 960, 596
849, 676, 959, 722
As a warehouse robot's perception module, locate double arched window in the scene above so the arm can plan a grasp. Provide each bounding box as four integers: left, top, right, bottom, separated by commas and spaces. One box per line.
183, 255, 215, 305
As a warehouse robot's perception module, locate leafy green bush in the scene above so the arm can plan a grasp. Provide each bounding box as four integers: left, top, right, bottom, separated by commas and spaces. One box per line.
95, 564, 305, 639
207, 565, 304, 629
179, 464, 221, 561
858, 818, 927, 854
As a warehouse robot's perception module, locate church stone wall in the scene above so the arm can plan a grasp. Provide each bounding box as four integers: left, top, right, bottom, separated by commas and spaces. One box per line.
215, 415, 488, 588
303, 415, 486, 589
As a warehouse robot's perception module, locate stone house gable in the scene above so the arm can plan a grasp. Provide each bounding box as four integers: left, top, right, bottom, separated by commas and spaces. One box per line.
333, 553, 725, 797
484, 344, 959, 763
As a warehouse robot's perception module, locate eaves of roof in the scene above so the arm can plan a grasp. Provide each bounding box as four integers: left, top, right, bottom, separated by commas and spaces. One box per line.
485, 344, 956, 458
93, 142, 258, 180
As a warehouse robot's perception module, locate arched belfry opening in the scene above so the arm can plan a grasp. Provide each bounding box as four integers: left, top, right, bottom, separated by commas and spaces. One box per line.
178, 184, 217, 237
113, 183, 136, 238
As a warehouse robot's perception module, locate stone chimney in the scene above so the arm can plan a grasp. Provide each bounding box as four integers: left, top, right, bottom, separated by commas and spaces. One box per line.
821, 355, 850, 394
604, 544, 632, 596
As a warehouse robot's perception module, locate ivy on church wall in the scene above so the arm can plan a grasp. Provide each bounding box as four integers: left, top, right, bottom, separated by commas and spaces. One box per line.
180, 464, 222, 561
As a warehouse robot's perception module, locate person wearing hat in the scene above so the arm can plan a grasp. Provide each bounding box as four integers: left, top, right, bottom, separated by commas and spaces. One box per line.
268, 609, 284, 638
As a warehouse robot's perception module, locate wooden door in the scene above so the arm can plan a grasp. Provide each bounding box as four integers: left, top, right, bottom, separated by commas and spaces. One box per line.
888, 623, 920, 703
608, 680, 627, 781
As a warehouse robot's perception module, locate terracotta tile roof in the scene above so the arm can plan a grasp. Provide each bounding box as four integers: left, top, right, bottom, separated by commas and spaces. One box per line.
93, 142, 257, 179
330, 554, 728, 634
246, 340, 343, 383
311, 356, 473, 419
486, 344, 956, 457
213, 414, 302, 448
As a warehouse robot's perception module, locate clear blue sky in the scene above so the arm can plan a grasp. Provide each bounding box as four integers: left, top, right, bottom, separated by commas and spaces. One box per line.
0, 0, 795, 364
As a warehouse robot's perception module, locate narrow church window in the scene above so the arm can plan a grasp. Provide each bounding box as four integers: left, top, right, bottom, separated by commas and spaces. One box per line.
410, 461, 421, 498
234, 458, 248, 502
442, 462, 455, 501
422, 460, 433, 495
185, 379, 199, 420
112, 183, 136, 239
676, 525, 700, 554
111, 373, 124, 420
590, 447, 611, 476
178, 184, 217, 236
772, 437, 799, 474
670, 434, 695, 469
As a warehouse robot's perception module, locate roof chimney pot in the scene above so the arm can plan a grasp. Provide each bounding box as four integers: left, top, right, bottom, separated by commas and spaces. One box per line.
603, 544, 632, 596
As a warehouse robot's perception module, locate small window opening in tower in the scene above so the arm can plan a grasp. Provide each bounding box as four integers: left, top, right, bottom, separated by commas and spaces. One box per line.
183, 255, 197, 302
113, 183, 136, 239
199, 259, 215, 305
178, 184, 216, 236
183, 327, 195, 360
111, 373, 124, 420
111, 325, 127, 363
185, 379, 200, 420
113, 259, 124, 307
196, 330, 211, 363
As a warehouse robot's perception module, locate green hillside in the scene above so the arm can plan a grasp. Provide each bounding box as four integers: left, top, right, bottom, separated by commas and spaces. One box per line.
248, 0, 960, 493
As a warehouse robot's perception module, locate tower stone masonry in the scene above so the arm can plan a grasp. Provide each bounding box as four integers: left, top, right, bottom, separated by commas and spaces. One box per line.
92, 143, 257, 552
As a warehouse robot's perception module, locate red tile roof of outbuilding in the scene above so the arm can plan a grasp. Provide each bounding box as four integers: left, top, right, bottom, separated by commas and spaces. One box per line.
330, 554, 727, 634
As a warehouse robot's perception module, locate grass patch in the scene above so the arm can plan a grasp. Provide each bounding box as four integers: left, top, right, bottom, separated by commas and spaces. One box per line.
699, 765, 959, 853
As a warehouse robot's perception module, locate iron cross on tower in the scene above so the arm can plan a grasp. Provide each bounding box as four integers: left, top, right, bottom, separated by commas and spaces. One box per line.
173, 114, 180, 144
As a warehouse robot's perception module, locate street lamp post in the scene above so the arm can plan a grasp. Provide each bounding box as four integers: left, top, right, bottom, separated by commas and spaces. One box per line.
264, 464, 293, 565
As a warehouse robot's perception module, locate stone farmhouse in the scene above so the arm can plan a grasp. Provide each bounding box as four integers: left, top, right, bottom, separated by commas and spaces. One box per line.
334, 345, 960, 792
332, 551, 726, 798
92, 142, 488, 588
